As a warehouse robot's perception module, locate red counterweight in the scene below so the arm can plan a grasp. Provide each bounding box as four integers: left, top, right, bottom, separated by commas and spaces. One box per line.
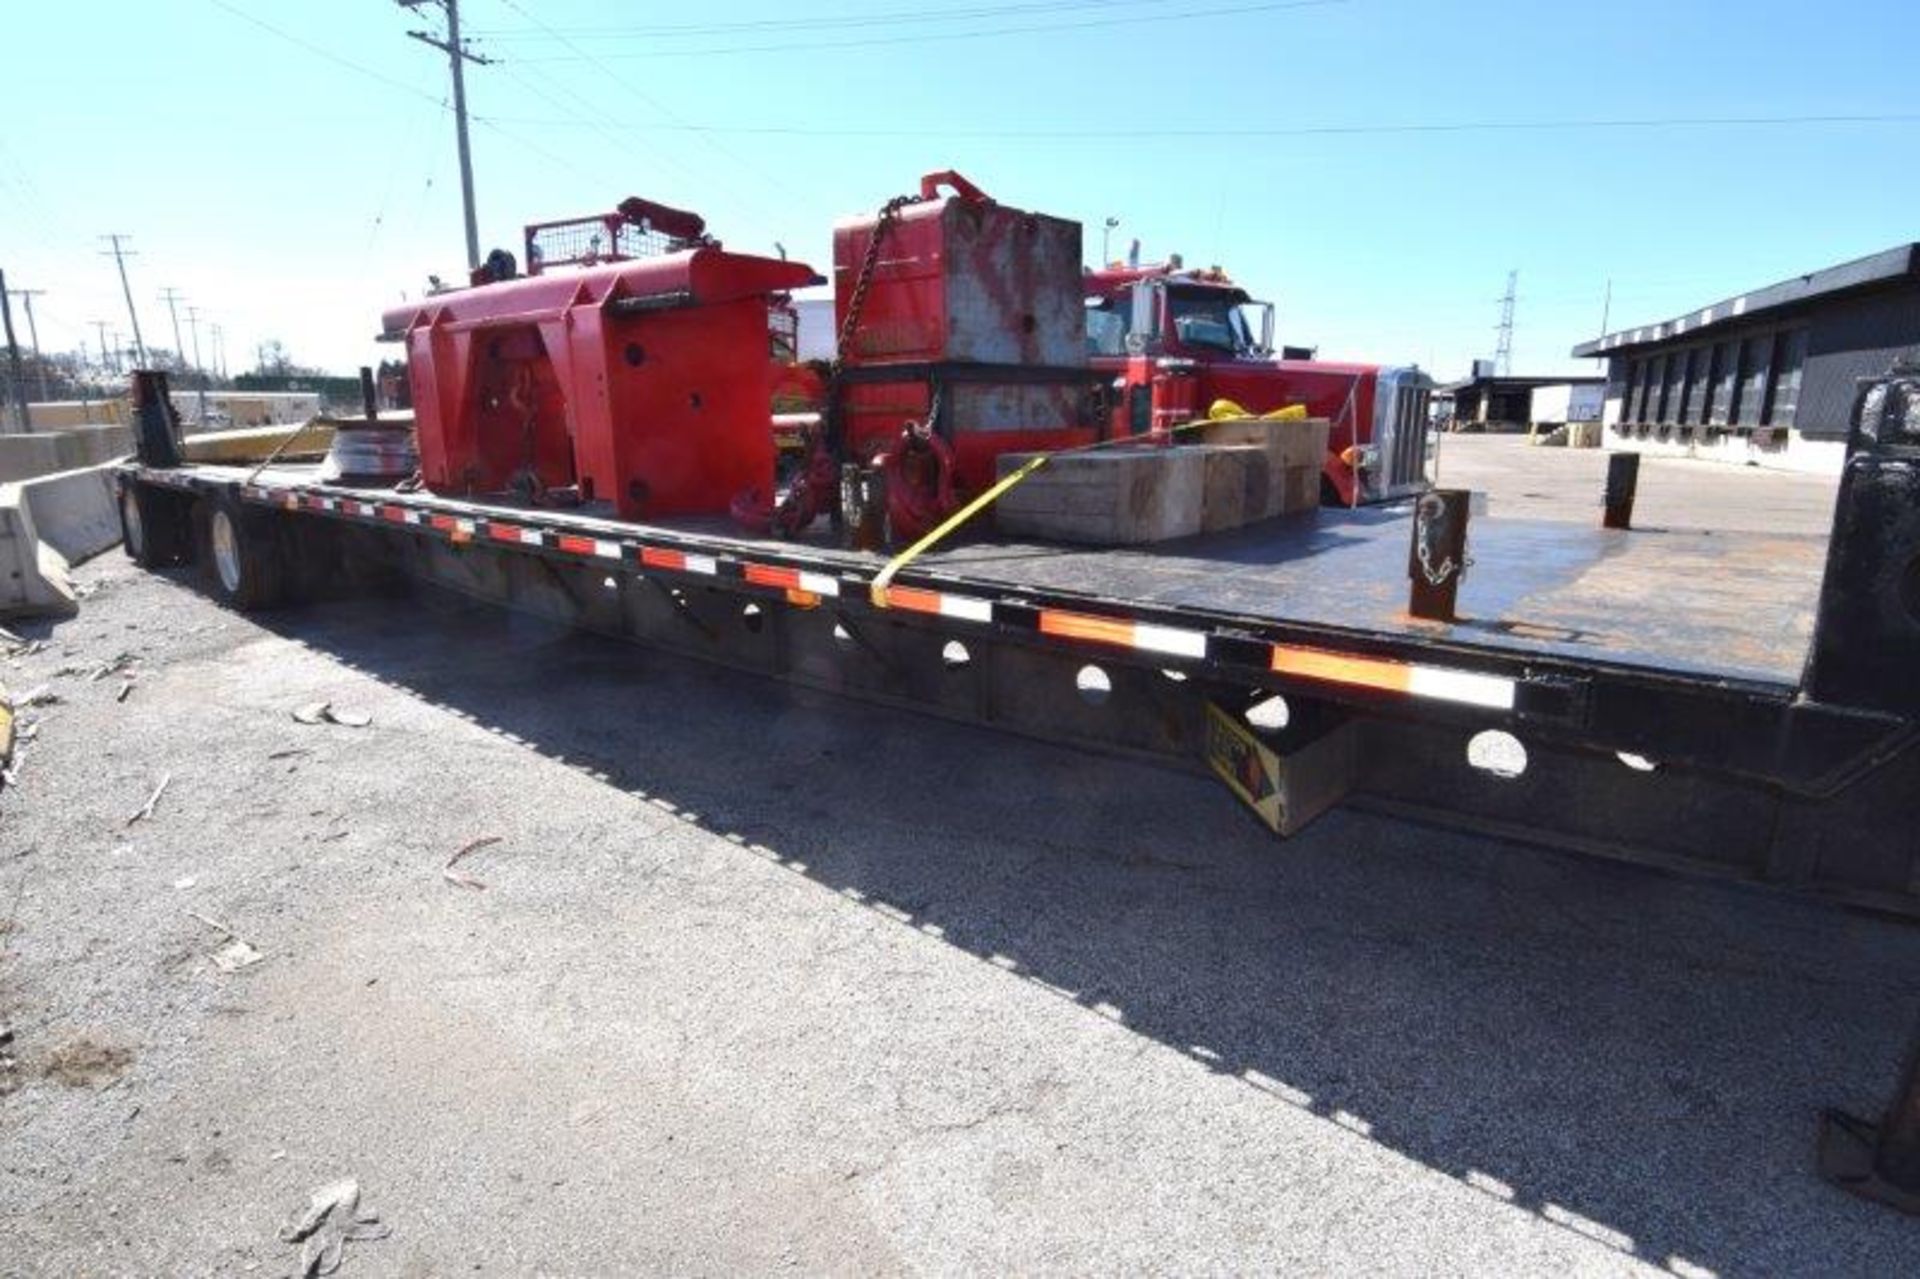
831, 172, 1098, 495
382, 246, 819, 519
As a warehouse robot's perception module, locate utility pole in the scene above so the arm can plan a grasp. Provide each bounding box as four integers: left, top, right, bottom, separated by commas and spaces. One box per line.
8, 285, 49, 401
400, 0, 490, 270
90, 319, 112, 375
186, 305, 208, 425
0, 270, 31, 433
101, 234, 149, 367
159, 286, 189, 373
1493, 269, 1518, 377
210, 322, 226, 379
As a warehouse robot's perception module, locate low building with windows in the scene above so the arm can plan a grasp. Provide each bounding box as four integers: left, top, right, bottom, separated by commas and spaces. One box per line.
1573, 243, 1920, 473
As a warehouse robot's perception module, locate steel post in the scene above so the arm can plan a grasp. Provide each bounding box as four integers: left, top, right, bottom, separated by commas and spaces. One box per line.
1408, 488, 1469, 622
1602, 452, 1639, 530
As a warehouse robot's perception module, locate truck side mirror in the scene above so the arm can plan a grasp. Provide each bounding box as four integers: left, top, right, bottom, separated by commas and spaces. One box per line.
1129, 280, 1160, 347
1259, 303, 1275, 356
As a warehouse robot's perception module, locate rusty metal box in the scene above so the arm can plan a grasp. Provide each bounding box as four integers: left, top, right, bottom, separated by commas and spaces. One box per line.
833, 189, 1084, 368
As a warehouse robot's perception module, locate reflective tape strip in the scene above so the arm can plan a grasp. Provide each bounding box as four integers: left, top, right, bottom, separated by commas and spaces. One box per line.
641, 547, 719, 576
1270, 644, 1515, 710
743, 563, 843, 597
1039, 609, 1208, 659
555, 534, 624, 560
1404, 664, 1517, 710
487, 523, 521, 544
874, 585, 995, 623
380, 504, 411, 524
348, 500, 379, 518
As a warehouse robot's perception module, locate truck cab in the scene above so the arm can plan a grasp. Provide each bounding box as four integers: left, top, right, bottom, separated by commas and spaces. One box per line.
1086, 263, 1433, 505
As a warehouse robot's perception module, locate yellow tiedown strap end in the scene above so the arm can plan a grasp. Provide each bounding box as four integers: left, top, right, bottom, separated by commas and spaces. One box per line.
871, 453, 1053, 608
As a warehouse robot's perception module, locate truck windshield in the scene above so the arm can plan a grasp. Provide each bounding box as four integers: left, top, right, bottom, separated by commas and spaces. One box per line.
1168, 289, 1257, 355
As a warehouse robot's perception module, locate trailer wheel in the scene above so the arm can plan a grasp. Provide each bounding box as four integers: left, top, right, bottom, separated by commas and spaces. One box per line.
195, 497, 286, 611
119, 483, 189, 568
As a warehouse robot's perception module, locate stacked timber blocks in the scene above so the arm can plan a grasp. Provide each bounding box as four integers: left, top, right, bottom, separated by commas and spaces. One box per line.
995, 417, 1328, 546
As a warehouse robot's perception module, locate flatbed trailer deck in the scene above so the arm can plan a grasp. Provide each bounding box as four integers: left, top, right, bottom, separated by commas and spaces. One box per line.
115, 442, 1918, 917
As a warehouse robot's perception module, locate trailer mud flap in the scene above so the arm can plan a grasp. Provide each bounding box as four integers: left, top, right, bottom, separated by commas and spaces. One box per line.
1204, 700, 1356, 836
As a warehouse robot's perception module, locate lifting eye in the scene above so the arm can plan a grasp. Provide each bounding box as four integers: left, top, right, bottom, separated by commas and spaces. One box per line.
623, 343, 645, 367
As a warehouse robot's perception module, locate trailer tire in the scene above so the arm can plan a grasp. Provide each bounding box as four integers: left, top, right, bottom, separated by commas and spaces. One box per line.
120, 483, 189, 568
195, 497, 287, 611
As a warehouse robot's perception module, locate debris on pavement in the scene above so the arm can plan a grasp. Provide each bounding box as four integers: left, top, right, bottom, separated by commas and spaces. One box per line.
126, 773, 172, 827
443, 836, 501, 891
292, 701, 372, 728
116, 680, 134, 703
186, 910, 267, 974
279, 1178, 391, 1277
19, 685, 61, 708
88, 652, 138, 682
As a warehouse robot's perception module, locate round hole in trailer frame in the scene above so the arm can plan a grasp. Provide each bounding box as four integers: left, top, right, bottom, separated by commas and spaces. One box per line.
1245, 694, 1291, 734
1075, 664, 1112, 705
941, 640, 971, 670
1466, 729, 1528, 779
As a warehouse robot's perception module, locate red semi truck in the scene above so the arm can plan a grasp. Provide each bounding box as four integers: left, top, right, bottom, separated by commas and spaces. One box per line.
1084, 262, 1434, 505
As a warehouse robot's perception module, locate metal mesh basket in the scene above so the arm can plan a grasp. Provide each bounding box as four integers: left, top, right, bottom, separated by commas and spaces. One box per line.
526, 215, 676, 273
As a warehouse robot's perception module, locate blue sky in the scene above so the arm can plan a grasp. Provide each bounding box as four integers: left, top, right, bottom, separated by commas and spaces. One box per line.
2, 0, 1915, 379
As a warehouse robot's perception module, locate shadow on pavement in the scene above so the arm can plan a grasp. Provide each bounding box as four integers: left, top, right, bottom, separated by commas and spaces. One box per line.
259, 583, 1920, 1277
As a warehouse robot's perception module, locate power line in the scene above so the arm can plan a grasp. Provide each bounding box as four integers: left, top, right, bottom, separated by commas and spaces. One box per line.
475, 108, 1920, 141
511, 0, 1347, 59
205, 0, 448, 108
489, 0, 793, 236
469, 0, 1192, 41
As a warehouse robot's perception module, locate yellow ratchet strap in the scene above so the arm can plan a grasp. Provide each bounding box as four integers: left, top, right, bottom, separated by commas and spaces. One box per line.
870, 453, 1053, 607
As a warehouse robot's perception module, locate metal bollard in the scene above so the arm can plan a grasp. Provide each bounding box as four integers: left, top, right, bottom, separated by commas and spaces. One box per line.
1602, 451, 1639, 529
1818, 1011, 1920, 1214
1408, 488, 1470, 622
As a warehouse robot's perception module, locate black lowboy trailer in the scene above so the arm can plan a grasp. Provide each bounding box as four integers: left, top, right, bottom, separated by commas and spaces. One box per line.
115, 394, 1918, 913
113, 366, 1920, 1209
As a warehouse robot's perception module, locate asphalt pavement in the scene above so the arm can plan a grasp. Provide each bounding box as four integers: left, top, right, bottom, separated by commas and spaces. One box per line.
1, 440, 1916, 1275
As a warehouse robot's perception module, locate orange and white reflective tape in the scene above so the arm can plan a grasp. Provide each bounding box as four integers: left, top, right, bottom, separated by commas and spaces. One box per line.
743, 562, 841, 597
640, 546, 719, 576
871, 584, 995, 624
555, 533, 623, 560
1270, 644, 1515, 710
1037, 608, 1209, 659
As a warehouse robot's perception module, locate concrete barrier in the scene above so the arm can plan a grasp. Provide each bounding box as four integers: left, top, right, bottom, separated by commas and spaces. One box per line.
0, 463, 126, 618
0, 423, 134, 483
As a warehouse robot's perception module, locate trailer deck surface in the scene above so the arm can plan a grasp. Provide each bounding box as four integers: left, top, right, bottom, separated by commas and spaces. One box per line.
201, 456, 1826, 689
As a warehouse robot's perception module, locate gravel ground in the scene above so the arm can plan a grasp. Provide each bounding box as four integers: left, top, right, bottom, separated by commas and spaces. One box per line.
2, 458, 1916, 1274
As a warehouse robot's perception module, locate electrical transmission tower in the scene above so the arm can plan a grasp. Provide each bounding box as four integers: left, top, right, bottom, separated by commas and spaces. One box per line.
1493, 269, 1517, 376
398, 0, 491, 271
